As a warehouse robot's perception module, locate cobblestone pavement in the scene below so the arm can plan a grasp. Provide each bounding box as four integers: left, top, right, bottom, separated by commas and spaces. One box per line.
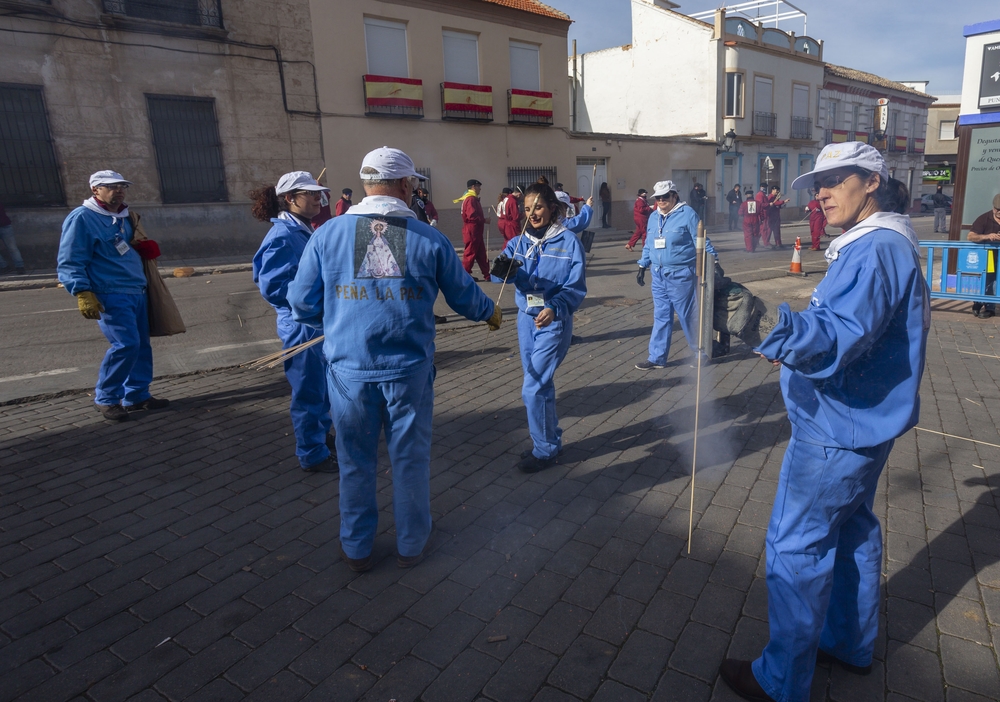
2, 237, 1000, 701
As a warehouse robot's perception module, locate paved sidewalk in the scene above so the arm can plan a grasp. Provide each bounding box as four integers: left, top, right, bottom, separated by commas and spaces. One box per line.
2, 276, 1000, 700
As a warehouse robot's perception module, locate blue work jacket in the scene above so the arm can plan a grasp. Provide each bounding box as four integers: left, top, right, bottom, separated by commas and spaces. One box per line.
495, 223, 587, 320
756, 227, 929, 449
57, 206, 146, 295
287, 203, 495, 381
253, 214, 313, 325
637, 203, 716, 270
563, 204, 593, 234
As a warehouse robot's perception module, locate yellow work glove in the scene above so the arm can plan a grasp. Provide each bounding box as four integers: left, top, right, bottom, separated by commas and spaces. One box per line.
487, 304, 502, 331
77, 291, 104, 320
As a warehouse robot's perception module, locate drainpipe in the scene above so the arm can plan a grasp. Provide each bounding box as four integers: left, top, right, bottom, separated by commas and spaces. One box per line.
572, 39, 578, 132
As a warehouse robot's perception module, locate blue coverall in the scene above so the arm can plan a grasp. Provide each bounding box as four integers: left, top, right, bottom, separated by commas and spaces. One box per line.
287, 200, 495, 559
752, 225, 929, 702
253, 213, 332, 469
563, 204, 593, 234
57, 205, 152, 407
637, 203, 716, 365
496, 223, 587, 460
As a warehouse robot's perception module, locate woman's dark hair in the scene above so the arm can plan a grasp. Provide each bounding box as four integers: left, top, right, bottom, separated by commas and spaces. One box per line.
249, 185, 290, 222
849, 167, 910, 214
535, 175, 549, 185
523, 183, 565, 221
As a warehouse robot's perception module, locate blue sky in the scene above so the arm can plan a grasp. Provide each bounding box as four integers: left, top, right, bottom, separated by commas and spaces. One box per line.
544, 0, 999, 96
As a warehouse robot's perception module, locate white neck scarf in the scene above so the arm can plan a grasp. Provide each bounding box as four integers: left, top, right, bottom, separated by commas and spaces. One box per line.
277, 211, 312, 233
82, 197, 129, 222
522, 221, 568, 259
825, 211, 919, 262
346, 195, 415, 219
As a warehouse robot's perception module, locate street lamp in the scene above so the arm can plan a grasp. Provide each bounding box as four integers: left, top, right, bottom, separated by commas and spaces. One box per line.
717, 129, 738, 155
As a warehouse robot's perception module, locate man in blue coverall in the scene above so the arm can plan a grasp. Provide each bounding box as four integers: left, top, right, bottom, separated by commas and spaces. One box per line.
288, 147, 502, 572
719, 142, 930, 702
556, 190, 595, 233
252, 171, 336, 473
57, 170, 169, 422
634, 180, 717, 370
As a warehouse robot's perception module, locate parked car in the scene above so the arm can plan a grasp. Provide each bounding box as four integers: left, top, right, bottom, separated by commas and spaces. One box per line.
920, 193, 952, 213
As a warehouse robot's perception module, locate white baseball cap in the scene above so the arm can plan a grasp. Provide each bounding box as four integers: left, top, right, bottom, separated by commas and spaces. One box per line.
651, 180, 677, 197
791, 142, 890, 190
359, 147, 424, 181
275, 171, 329, 195
555, 190, 572, 206
89, 170, 132, 188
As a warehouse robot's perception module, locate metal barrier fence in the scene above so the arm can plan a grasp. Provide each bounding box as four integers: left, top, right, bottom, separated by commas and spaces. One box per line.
921, 240, 998, 303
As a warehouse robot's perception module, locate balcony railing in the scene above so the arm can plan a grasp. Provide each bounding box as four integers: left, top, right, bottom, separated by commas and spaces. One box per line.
790, 116, 812, 140
888, 135, 908, 153
752, 111, 776, 137
441, 83, 493, 122
102, 0, 222, 28
508, 89, 553, 126
825, 128, 850, 144
363, 75, 424, 119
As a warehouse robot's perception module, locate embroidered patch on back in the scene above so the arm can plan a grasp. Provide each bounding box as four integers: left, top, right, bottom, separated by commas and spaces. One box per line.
354, 217, 407, 278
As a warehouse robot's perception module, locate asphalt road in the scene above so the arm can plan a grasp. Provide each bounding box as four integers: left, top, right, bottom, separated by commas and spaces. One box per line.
0, 215, 941, 404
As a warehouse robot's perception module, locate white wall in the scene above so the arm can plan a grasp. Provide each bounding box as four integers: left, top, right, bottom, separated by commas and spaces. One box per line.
573, 0, 718, 139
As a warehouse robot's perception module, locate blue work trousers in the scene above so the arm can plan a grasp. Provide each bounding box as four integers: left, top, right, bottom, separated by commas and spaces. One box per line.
327, 364, 435, 559
94, 292, 153, 407
518, 311, 573, 459
648, 265, 699, 365
753, 436, 894, 702
278, 316, 332, 468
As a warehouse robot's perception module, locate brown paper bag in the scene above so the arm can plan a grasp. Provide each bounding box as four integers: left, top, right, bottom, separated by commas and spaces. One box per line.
143, 258, 186, 336
130, 211, 186, 336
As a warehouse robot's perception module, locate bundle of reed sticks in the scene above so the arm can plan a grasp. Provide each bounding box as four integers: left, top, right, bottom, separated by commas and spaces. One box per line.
241, 335, 325, 370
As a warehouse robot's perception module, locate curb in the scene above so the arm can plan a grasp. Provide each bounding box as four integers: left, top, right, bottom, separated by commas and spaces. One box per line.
0, 262, 254, 293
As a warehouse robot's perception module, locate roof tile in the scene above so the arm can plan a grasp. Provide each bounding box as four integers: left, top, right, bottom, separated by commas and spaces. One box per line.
480, 0, 571, 21
825, 63, 936, 102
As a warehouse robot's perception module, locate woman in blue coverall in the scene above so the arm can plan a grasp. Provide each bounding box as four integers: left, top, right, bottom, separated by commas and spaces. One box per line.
719, 142, 929, 702
634, 180, 717, 370
490, 183, 587, 474
251, 172, 337, 473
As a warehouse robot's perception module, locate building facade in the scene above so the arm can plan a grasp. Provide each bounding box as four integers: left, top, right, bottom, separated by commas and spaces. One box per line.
922, 94, 961, 197
572, 1, 826, 219
817, 65, 934, 206
1, 0, 325, 266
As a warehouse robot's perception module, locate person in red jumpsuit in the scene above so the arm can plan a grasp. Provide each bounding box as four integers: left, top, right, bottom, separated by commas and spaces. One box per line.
766, 185, 788, 249
626, 188, 652, 251
738, 189, 760, 252
461, 179, 491, 280
499, 187, 522, 242
806, 190, 827, 250
334, 188, 352, 217
755, 186, 772, 247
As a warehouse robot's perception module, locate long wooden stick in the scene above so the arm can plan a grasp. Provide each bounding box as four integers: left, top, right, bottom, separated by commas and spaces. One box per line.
316, 167, 327, 183
688, 220, 708, 555
481, 197, 533, 354
914, 427, 1000, 450
243, 335, 324, 369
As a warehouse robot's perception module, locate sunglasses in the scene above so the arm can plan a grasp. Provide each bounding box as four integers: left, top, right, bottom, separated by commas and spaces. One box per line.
654, 195, 673, 201
99, 183, 129, 191
813, 173, 859, 191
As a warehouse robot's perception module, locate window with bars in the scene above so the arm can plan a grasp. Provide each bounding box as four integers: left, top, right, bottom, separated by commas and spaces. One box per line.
146, 95, 227, 204
507, 166, 557, 193
0, 84, 64, 207
102, 0, 223, 28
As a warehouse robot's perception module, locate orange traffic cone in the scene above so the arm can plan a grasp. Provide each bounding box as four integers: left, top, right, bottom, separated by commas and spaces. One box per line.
786, 236, 805, 277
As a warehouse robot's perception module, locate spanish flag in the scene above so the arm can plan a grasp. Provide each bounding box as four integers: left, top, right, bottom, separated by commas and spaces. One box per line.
829, 129, 849, 143
510, 89, 553, 118
894, 136, 908, 151
442, 82, 492, 113
363, 75, 423, 109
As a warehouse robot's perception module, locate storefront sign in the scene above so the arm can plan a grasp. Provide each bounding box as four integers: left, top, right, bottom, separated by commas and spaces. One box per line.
922, 166, 953, 182
981, 41, 1000, 109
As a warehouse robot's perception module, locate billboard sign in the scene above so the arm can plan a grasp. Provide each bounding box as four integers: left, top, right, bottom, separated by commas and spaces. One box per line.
981, 41, 1000, 109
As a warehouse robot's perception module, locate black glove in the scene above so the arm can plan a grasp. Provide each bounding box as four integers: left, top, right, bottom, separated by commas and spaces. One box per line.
636, 267, 646, 286
490, 254, 522, 281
